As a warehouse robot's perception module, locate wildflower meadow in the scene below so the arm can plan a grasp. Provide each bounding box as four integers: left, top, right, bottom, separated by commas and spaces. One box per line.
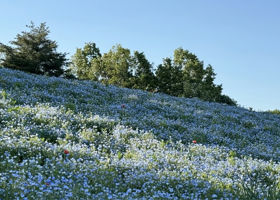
0, 67, 280, 199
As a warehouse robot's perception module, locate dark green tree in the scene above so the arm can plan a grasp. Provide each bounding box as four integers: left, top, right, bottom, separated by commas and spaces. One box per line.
170, 63, 184, 96
217, 94, 237, 106
155, 58, 183, 96
132, 51, 156, 91
71, 42, 101, 79
155, 58, 173, 95
158, 47, 237, 105
0, 22, 67, 76
201, 65, 222, 101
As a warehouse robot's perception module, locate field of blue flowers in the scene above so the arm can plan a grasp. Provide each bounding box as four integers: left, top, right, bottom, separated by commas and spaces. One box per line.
0, 67, 280, 199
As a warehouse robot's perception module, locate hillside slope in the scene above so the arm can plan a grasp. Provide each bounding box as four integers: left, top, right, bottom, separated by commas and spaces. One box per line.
0, 67, 280, 199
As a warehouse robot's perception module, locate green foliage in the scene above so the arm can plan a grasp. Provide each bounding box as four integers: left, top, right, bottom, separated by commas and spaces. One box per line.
132, 51, 156, 91
268, 109, 280, 115
200, 65, 223, 102
217, 94, 237, 106
155, 47, 236, 105
155, 58, 173, 95
156, 58, 183, 96
91, 44, 134, 88
0, 22, 68, 77
65, 102, 76, 111
71, 43, 236, 105
1, 21, 236, 105
174, 48, 205, 98
0, 90, 16, 108
70, 42, 101, 79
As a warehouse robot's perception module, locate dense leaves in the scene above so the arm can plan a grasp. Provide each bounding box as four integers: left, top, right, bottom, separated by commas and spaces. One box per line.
160, 48, 235, 105
131, 51, 156, 91
268, 109, 280, 115
0, 22, 236, 104
72, 43, 236, 105
0, 22, 235, 104
156, 58, 183, 96
0, 22, 68, 77
70, 42, 101, 80
98, 45, 134, 88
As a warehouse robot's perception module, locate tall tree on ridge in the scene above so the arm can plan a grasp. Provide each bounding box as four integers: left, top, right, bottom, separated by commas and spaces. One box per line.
0, 22, 67, 77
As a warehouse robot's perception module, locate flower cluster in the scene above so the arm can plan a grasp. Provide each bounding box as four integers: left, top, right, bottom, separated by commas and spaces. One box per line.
0, 67, 280, 199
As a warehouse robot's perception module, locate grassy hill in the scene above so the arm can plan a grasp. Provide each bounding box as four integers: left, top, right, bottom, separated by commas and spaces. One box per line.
0, 67, 280, 199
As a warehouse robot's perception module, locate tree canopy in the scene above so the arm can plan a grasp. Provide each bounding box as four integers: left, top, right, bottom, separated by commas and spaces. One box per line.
0, 22, 67, 77
131, 51, 156, 91
70, 42, 101, 80
72, 43, 236, 105
0, 22, 236, 106
94, 44, 134, 88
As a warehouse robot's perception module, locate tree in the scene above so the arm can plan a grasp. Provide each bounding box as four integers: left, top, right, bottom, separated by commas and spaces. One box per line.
156, 47, 237, 105
156, 58, 173, 95
201, 65, 222, 102
132, 51, 156, 91
173, 48, 204, 98
70, 42, 101, 79
0, 22, 67, 76
217, 94, 237, 106
155, 58, 183, 96
92, 44, 134, 87
170, 63, 184, 96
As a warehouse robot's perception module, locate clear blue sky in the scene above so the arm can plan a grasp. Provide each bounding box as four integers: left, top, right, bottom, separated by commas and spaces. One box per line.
1, 0, 280, 111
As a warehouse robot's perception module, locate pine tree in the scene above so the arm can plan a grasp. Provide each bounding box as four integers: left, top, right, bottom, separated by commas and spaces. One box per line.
155, 58, 174, 95
132, 51, 156, 91
0, 22, 67, 76
201, 65, 222, 101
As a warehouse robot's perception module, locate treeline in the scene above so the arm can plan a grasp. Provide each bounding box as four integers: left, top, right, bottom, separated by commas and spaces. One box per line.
268, 109, 280, 115
0, 22, 236, 105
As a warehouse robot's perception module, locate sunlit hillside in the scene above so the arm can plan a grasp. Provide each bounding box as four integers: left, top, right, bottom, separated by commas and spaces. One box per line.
1, 67, 280, 199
